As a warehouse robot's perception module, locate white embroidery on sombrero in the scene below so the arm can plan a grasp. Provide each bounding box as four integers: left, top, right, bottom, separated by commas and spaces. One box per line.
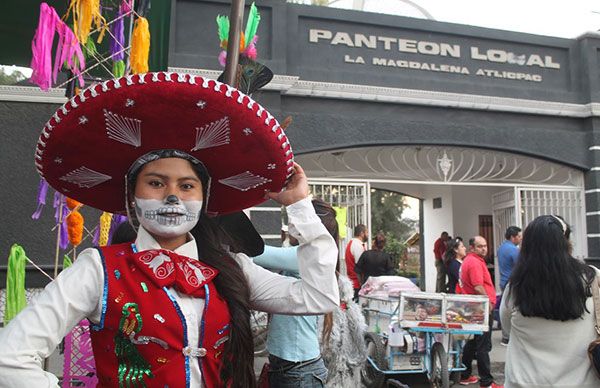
113, 79, 121, 89
125, 75, 135, 85
103, 109, 142, 148
125, 99, 135, 107
196, 100, 206, 109
78, 116, 88, 125
54, 158, 62, 164
70, 99, 78, 109
78, 89, 86, 103
188, 75, 197, 85
243, 128, 252, 136
191, 117, 230, 151
52, 112, 61, 123
267, 164, 276, 170
177, 73, 187, 82
59, 166, 112, 188
218, 171, 271, 192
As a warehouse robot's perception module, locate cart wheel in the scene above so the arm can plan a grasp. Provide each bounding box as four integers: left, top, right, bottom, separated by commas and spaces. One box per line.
430, 342, 449, 388
362, 332, 387, 388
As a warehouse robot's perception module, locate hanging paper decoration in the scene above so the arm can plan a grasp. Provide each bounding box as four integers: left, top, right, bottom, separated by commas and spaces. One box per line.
63, 254, 73, 270
110, 3, 126, 77
65, 0, 107, 45
97, 212, 113, 246
30, 2, 85, 91
4, 244, 27, 325
333, 206, 348, 239
215, 2, 261, 66
54, 193, 70, 250
130, 17, 150, 74
66, 198, 84, 247
31, 178, 49, 219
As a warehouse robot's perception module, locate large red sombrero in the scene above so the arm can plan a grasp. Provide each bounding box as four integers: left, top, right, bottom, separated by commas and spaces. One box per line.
34, 72, 294, 215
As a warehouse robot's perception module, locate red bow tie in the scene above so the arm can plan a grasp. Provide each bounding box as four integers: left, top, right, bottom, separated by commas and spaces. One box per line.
132, 249, 218, 297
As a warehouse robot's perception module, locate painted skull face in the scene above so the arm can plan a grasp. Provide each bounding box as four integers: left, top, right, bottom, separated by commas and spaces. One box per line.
135, 197, 203, 237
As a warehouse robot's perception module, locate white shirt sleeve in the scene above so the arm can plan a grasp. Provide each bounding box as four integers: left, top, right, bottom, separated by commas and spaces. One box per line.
350, 239, 365, 264
0, 248, 103, 388
235, 197, 340, 314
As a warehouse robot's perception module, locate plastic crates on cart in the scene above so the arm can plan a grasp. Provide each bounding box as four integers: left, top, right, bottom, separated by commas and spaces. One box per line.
444, 294, 489, 332
398, 292, 444, 329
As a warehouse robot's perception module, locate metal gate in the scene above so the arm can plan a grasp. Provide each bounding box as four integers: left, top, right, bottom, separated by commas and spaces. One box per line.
309, 180, 371, 273
492, 187, 587, 259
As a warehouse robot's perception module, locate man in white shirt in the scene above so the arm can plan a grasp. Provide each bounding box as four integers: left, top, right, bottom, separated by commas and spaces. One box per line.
344, 224, 368, 300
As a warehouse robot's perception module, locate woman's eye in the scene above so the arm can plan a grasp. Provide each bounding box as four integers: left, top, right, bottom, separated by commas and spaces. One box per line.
181, 183, 194, 190
149, 180, 164, 187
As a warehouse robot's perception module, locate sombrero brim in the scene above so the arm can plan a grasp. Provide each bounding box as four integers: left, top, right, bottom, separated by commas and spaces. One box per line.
35, 72, 294, 215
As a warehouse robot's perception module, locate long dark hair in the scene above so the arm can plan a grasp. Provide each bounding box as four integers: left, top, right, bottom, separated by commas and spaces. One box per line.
443, 238, 461, 267
191, 218, 255, 387
509, 215, 595, 321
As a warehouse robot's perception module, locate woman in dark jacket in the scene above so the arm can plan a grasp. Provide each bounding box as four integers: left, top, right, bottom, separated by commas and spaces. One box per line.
355, 232, 395, 284
444, 238, 466, 293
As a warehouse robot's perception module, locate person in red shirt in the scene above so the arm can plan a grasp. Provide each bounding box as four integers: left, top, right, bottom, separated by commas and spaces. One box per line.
344, 224, 368, 301
433, 231, 449, 292
458, 236, 502, 388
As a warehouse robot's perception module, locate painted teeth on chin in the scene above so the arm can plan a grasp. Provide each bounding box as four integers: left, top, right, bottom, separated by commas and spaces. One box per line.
156, 214, 184, 226
144, 210, 157, 220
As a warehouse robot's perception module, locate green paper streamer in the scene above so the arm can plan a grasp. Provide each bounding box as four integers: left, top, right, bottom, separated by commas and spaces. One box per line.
113, 60, 125, 78
63, 254, 73, 270
4, 244, 27, 324
333, 206, 348, 239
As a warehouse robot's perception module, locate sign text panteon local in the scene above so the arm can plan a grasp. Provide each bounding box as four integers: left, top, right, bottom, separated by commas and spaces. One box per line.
309, 29, 561, 83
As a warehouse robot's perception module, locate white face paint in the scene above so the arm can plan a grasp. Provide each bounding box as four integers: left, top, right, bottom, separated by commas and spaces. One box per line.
134, 197, 203, 238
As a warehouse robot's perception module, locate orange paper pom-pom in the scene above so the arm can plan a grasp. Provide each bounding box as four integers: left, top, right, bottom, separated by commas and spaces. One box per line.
66, 197, 81, 210
66, 210, 84, 246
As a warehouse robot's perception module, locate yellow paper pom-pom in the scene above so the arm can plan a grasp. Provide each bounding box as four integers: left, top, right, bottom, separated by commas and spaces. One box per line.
130, 17, 150, 74
98, 212, 113, 246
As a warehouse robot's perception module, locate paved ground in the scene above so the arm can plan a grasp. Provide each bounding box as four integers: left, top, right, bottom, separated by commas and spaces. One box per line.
254, 328, 507, 387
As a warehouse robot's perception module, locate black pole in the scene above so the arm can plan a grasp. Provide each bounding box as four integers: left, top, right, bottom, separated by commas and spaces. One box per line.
223, 0, 245, 86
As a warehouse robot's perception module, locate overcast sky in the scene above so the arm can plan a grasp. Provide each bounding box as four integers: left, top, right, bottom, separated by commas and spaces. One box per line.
330, 0, 600, 39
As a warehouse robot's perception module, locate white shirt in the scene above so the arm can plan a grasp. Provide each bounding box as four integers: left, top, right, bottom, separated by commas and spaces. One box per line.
0, 197, 339, 387
348, 237, 366, 263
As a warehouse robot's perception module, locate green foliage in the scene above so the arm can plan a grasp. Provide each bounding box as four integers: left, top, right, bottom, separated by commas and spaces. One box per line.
370, 189, 416, 241
0, 67, 27, 85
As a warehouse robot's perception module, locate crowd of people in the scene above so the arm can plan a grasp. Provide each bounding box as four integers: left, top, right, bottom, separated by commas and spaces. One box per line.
430, 216, 600, 388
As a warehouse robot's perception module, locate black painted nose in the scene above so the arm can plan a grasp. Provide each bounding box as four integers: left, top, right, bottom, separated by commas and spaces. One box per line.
165, 195, 179, 204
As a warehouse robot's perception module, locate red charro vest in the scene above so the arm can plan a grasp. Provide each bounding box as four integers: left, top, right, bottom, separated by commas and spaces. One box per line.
90, 243, 231, 388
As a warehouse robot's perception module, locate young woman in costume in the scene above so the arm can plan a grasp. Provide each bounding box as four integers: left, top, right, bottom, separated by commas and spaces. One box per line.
0, 72, 339, 388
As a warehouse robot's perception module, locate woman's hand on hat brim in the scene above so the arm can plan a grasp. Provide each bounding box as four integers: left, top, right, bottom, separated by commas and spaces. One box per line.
266, 162, 309, 206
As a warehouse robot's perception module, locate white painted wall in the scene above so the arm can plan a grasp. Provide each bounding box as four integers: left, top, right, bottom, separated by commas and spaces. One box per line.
451, 186, 500, 243
422, 185, 453, 292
